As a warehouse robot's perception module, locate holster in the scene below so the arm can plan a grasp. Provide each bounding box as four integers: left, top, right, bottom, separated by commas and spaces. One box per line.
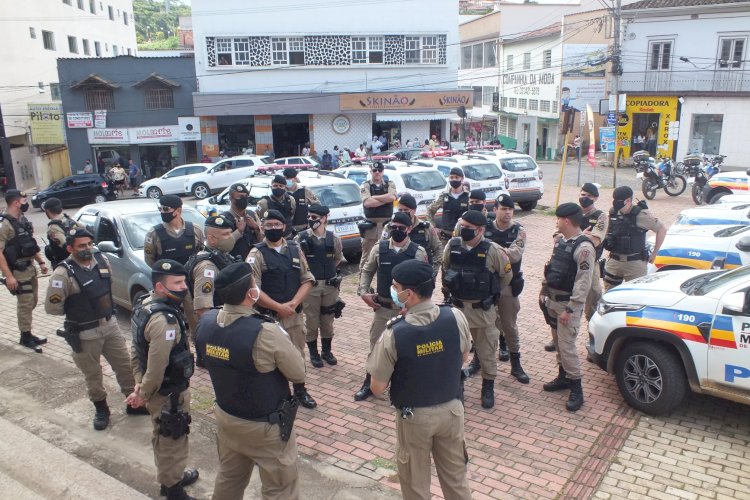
539, 298, 557, 328
357, 220, 376, 238
598, 258, 606, 276
510, 272, 525, 297
325, 273, 343, 289
275, 395, 300, 442
480, 296, 495, 311
159, 392, 191, 440
57, 324, 82, 353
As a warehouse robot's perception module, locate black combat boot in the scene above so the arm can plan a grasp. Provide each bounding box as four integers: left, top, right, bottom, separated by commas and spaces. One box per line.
294, 383, 317, 409
543, 366, 569, 392
544, 341, 556, 352
498, 336, 510, 362
307, 341, 324, 368
480, 378, 495, 409
160, 468, 199, 496
28, 332, 47, 345
354, 373, 372, 401
566, 378, 584, 412
164, 482, 195, 500
320, 338, 337, 365
509, 353, 530, 384
93, 399, 110, 430
463, 352, 481, 378
19, 332, 42, 353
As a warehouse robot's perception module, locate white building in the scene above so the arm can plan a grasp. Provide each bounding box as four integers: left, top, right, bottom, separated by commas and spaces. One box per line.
0, 0, 137, 190
191, 0, 465, 158
619, 0, 750, 166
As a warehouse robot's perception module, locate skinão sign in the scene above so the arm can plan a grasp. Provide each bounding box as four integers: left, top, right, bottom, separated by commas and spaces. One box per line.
340, 91, 473, 111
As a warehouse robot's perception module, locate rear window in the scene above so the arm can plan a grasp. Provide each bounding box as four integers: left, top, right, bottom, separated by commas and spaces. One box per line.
346, 172, 368, 185
500, 157, 537, 172
310, 184, 361, 208
400, 171, 447, 191
463, 163, 502, 181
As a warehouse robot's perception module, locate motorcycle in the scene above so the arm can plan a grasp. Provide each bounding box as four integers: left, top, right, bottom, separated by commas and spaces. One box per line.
686, 154, 724, 205
633, 152, 687, 200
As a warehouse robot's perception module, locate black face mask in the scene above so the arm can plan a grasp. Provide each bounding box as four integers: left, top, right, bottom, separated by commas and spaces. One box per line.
76, 249, 94, 261
613, 199, 626, 212
233, 197, 249, 210
265, 228, 284, 242
449, 180, 463, 189
20, 203, 29, 212
469, 204, 485, 212
460, 227, 476, 242
165, 288, 188, 306
308, 218, 322, 230
271, 188, 285, 198
579, 197, 594, 209
161, 212, 176, 223
390, 228, 408, 243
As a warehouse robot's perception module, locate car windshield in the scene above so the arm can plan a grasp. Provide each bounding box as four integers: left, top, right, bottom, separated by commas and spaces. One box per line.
345, 171, 368, 185
400, 171, 447, 191
686, 266, 750, 295
258, 157, 270, 164
310, 184, 361, 208
500, 157, 537, 172
714, 225, 750, 238
463, 163, 502, 180
123, 208, 206, 249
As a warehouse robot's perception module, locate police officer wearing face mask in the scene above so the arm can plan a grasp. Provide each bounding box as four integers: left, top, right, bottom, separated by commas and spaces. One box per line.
451, 189, 487, 236
41, 197, 79, 269
355, 211, 429, 401
427, 167, 469, 241
295, 203, 346, 368
0, 189, 48, 352
257, 175, 297, 238
283, 168, 320, 234
578, 183, 608, 321
127, 260, 199, 500
359, 161, 397, 270
382, 193, 443, 275
144, 195, 204, 268
442, 210, 512, 409
247, 209, 317, 409
222, 183, 262, 260
45, 228, 143, 430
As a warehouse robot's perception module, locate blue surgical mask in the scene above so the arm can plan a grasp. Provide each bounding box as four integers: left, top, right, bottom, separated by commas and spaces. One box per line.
390, 286, 407, 308
286, 180, 294, 188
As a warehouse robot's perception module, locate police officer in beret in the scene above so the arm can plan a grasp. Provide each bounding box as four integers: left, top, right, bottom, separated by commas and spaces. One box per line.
359, 161, 397, 269
196, 262, 305, 499
41, 197, 79, 269
222, 182, 262, 261
540, 203, 595, 412
127, 260, 199, 499
383, 193, 442, 274
578, 183, 608, 321
0, 189, 48, 351
45, 228, 142, 429
427, 167, 469, 241
247, 209, 317, 408
257, 175, 297, 238
368, 260, 472, 500
283, 168, 320, 234
442, 210, 512, 409
295, 203, 346, 368
450, 189, 488, 237
144, 195, 204, 268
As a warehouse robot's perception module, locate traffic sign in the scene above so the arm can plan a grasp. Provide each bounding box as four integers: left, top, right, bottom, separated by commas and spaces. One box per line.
607, 111, 616, 126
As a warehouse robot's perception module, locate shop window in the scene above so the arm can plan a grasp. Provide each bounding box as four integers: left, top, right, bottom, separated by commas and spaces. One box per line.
718, 38, 745, 69
461, 46, 472, 69
368, 37, 383, 63
272, 37, 288, 65
523, 52, 531, 70
405, 36, 421, 64
690, 114, 723, 155
543, 49, 552, 69
472, 43, 484, 68
484, 41, 496, 67
68, 35, 78, 54
288, 37, 305, 65
529, 99, 539, 111
506, 54, 513, 70
217, 37, 233, 65
473, 86, 482, 107
540, 100, 550, 112
422, 36, 437, 64
482, 86, 496, 107
144, 88, 174, 110
82, 39, 90, 55
43, 30, 55, 50
85, 87, 114, 110
508, 97, 517, 108
234, 37, 250, 65
649, 41, 672, 70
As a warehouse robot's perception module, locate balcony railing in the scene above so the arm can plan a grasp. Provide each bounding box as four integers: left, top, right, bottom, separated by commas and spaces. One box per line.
620, 69, 750, 93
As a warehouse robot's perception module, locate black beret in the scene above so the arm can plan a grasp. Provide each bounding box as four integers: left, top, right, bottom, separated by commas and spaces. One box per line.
581, 182, 599, 197
391, 211, 412, 227
469, 189, 486, 201
398, 193, 417, 210
495, 193, 515, 209
555, 202, 582, 218
215, 262, 253, 290
308, 203, 329, 216
205, 214, 233, 228
392, 259, 434, 287
461, 209, 486, 227
613, 185, 634, 201
159, 194, 182, 208
42, 197, 62, 211
151, 259, 187, 278
4, 189, 26, 203
371, 161, 385, 171
282, 167, 298, 179
449, 167, 464, 177
65, 227, 94, 245
229, 183, 249, 194
272, 175, 286, 185
263, 209, 286, 224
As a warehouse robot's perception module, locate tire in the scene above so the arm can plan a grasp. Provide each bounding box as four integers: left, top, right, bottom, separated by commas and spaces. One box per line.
614, 342, 687, 415
708, 191, 729, 205
691, 183, 705, 205
192, 182, 210, 199
146, 186, 162, 199
641, 179, 657, 200
664, 175, 687, 196
673, 162, 686, 175
519, 200, 537, 211
94, 194, 107, 204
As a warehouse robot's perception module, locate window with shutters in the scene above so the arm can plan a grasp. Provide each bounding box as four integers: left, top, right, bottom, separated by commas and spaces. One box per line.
518, 98, 527, 110
718, 37, 745, 69
271, 37, 288, 65
43, 30, 55, 50
649, 41, 672, 70
405, 36, 421, 63
540, 100, 551, 112
508, 97, 517, 108
422, 36, 437, 63
529, 99, 539, 111
543, 49, 552, 69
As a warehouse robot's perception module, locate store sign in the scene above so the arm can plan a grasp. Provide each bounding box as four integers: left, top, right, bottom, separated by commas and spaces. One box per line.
132, 125, 180, 144
616, 96, 679, 160
340, 91, 473, 111
561, 79, 606, 113
67, 112, 93, 129
600, 126, 615, 153
332, 115, 350, 134
178, 116, 201, 141
28, 103, 64, 144
94, 110, 107, 128
88, 127, 129, 144
502, 71, 558, 102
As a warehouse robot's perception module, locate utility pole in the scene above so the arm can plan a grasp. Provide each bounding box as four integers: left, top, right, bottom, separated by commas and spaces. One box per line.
612, 0, 622, 188
0, 104, 18, 191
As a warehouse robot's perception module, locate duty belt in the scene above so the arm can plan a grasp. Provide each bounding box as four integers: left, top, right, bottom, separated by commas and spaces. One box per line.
610, 253, 643, 262
257, 304, 303, 317
247, 410, 282, 424
451, 298, 485, 309
373, 296, 395, 309
74, 315, 112, 331
549, 293, 571, 302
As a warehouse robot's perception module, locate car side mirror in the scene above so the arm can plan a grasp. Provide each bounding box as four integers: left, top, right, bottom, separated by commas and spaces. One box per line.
96, 240, 122, 256
722, 291, 749, 315
736, 236, 750, 253
208, 195, 217, 203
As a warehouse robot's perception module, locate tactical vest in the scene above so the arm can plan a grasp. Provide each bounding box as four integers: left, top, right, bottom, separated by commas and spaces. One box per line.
290, 187, 308, 227
408, 221, 434, 264
364, 182, 394, 219
298, 229, 336, 280
605, 206, 647, 255
221, 210, 258, 261
440, 191, 469, 232
186, 249, 237, 307
45, 215, 77, 268
545, 234, 591, 293
484, 221, 523, 276
579, 209, 604, 259
255, 241, 302, 304
196, 310, 290, 420
153, 223, 196, 265
61, 253, 114, 326
376, 240, 419, 298
131, 296, 194, 396
263, 195, 294, 235
444, 238, 501, 301
1, 214, 39, 270
389, 306, 463, 408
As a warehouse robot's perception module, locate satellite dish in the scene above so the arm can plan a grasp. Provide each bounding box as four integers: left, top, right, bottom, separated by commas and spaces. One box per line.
627, 32, 636, 40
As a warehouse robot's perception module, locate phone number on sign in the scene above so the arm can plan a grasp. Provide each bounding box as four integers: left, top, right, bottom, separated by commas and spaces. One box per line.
516, 87, 540, 96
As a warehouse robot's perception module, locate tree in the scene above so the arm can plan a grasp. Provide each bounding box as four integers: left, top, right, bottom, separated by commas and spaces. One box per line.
133, 0, 191, 43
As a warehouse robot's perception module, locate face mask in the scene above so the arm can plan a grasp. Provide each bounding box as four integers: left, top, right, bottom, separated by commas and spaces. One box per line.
165, 288, 188, 305
76, 249, 94, 261
286, 180, 294, 188
233, 197, 248, 210
160, 211, 176, 223
390, 227, 408, 243
271, 188, 285, 198
390, 286, 407, 308
215, 237, 235, 253
265, 228, 284, 243
460, 227, 476, 242
308, 218, 322, 230
449, 180, 463, 189
20, 203, 29, 212
613, 199, 626, 212
579, 197, 594, 208
469, 204, 485, 212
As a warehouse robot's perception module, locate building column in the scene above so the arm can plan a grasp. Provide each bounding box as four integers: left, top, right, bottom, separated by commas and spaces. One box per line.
200, 116, 218, 159
254, 115, 272, 156
308, 115, 315, 153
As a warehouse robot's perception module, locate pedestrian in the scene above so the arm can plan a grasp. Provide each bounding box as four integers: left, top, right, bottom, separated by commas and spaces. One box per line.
540, 203, 596, 411
201, 154, 211, 163
426, 167, 469, 241
221, 183, 262, 261
264, 147, 275, 161
368, 259, 473, 500
382, 193, 443, 275
83, 159, 93, 173
429, 135, 438, 151
379, 133, 388, 151
196, 262, 305, 499
256, 175, 297, 238
41, 197, 79, 269
127, 259, 199, 499
295, 203, 346, 368
45, 228, 146, 429
354, 143, 366, 158
355, 212, 429, 401
331, 146, 340, 169
573, 135, 582, 160
371, 136, 382, 154
645, 128, 657, 157
128, 159, 141, 193
359, 161, 397, 270
246, 209, 317, 408
0, 189, 48, 352
283, 168, 320, 234
109, 162, 127, 197
321, 150, 333, 170
302, 143, 311, 156
405, 139, 412, 148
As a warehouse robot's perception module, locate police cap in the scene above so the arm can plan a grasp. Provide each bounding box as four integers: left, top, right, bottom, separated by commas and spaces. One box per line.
308, 203, 329, 216
229, 183, 249, 194
469, 189, 486, 201
159, 194, 183, 209
391, 211, 412, 227
449, 167, 464, 177
42, 197, 63, 211
65, 227, 94, 245
272, 175, 286, 185
4, 189, 26, 203
581, 182, 599, 197
151, 259, 187, 279
613, 185, 634, 201
398, 193, 417, 210
555, 202, 582, 218
495, 193, 515, 209
461, 209, 486, 227
263, 209, 286, 225
392, 259, 433, 287
282, 167, 298, 179
215, 261, 253, 291
205, 214, 233, 229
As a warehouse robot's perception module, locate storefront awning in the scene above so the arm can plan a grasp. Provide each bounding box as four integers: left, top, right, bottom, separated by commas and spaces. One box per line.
375, 113, 457, 122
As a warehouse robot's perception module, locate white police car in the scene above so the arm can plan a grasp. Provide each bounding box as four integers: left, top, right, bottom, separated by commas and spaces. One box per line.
704, 169, 750, 204
672, 202, 750, 228
655, 225, 750, 271
588, 265, 750, 415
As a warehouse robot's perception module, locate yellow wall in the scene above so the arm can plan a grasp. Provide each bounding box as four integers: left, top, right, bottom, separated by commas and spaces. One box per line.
616, 96, 679, 160
38, 148, 71, 189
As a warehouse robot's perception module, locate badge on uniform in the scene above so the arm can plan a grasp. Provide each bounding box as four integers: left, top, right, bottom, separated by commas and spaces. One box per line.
504, 262, 512, 274
204, 269, 214, 278
51, 279, 63, 288
49, 294, 62, 304
202, 281, 213, 294
579, 262, 590, 271
166, 329, 176, 340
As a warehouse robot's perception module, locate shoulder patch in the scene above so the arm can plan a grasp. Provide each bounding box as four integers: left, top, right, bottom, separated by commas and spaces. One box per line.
202, 281, 213, 294
51, 279, 63, 288
204, 268, 215, 278
48, 294, 62, 304
579, 261, 590, 271
386, 315, 404, 328
165, 329, 176, 341
504, 261, 512, 274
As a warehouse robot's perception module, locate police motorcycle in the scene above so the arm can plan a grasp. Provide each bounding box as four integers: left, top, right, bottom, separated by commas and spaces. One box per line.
684, 153, 724, 205
633, 151, 686, 200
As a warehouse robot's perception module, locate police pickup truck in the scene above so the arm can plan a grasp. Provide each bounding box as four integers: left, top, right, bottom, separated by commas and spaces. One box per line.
588, 265, 750, 415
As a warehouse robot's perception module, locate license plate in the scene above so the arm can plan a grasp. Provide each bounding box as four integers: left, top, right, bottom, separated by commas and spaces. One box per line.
515, 181, 530, 188
636, 172, 644, 179
687, 177, 695, 184
335, 223, 357, 234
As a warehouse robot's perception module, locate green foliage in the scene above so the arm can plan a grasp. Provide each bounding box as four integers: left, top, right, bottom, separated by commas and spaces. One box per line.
133, 0, 191, 42
138, 36, 180, 50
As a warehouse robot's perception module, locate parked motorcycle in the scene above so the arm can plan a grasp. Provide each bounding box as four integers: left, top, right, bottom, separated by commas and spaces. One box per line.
685, 154, 724, 205
633, 151, 686, 200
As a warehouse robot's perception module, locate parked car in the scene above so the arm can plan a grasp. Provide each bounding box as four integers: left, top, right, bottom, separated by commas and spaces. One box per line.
358, 165, 449, 220
468, 152, 544, 211
588, 265, 750, 415
272, 156, 320, 170
183, 155, 270, 199
372, 148, 423, 163
72, 200, 207, 310
672, 202, 750, 228
31, 174, 116, 209
138, 163, 212, 199
654, 224, 750, 271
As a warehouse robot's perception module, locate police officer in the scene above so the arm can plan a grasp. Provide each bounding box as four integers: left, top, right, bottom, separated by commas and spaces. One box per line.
482, 193, 529, 383
578, 183, 608, 321
144, 195, 204, 267
247, 209, 317, 409
45, 228, 142, 429
442, 210, 512, 409
257, 175, 296, 238
427, 167, 469, 241
0, 189, 48, 352
368, 260, 472, 500
196, 262, 305, 499
450, 189, 489, 237
222, 183, 262, 261
295, 203, 346, 368
359, 161, 397, 269
383, 193, 443, 275
603, 186, 666, 290
127, 260, 199, 500
540, 203, 595, 412
41, 197, 78, 269
283, 167, 320, 234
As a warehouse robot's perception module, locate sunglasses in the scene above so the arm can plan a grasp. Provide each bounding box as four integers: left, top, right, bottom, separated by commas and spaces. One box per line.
371, 168, 384, 173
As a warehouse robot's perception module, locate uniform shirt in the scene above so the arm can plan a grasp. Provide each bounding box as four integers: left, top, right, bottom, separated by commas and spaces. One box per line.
492, 220, 526, 265
633, 209, 665, 234
246, 239, 315, 292
357, 239, 429, 295
541, 233, 596, 311
255, 194, 297, 222
0, 212, 33, 256
581, 207, 608, 247
425, 188, 469, 225
360, 180, 397, 220
382, 218, 443, 272
143, 221, 204, 268
47, 215, 75, 248
287, 185, 320, 226
192, 249, 225, 310
367, 301, 472, 383
294, 229, 347, 271
440, 239, 514, 295
216, 303, 306, 383
224, 207, 262, 244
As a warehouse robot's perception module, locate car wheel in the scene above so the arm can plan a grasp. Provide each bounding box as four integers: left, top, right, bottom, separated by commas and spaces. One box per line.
192, 183, 210, 199
614, 342, 687, 415
708, 191, 728, 205
146, 186, 162, 199
519, 200, 536, 211
94, 194, 107, 204
344, 251, 362, 264
131, 287, 148, 308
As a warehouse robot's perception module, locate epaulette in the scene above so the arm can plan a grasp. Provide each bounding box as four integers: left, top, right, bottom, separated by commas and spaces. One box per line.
386, 314, 405, 328
252, 312, 275, 323
165, 312, 178, 324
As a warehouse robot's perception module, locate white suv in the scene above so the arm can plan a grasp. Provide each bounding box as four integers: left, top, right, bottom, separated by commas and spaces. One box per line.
469, 151, 544, 211
183, 155, 270, 199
